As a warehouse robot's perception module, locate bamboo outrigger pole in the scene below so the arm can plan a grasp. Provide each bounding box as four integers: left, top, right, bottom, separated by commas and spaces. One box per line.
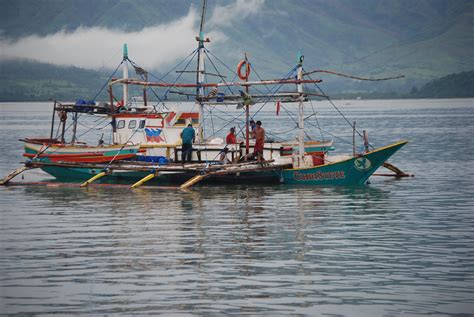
80, 171, 107, 187
131, 173, 156, 188
111, 78, 322, 88
180, 173, 209, 190
374, 162, 414, 177
0, 166, 32, 185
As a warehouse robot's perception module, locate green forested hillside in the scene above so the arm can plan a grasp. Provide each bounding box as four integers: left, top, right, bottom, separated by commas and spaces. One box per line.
410, 70, 474, 98
1, 59, 471, 101
0, 60, 108, 101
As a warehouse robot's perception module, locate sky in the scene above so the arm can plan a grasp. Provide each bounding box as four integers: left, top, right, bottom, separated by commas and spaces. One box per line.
0, 0, 265, 70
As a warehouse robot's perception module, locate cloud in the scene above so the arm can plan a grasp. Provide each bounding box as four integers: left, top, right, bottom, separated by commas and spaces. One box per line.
208, 0, 265, 28
0, 0, 265, 70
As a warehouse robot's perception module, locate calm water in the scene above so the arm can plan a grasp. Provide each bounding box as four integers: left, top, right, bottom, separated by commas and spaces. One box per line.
0, 99, 473, 316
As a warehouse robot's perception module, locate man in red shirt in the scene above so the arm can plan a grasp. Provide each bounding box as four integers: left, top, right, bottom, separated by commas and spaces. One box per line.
226, 127, 238, 144
253, 121, 265, 161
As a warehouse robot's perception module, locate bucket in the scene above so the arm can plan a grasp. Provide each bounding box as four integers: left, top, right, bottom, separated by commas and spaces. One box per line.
311, 152, 325, 166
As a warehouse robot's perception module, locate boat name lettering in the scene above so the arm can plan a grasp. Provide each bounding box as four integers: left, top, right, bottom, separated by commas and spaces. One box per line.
294, 170, 345, 181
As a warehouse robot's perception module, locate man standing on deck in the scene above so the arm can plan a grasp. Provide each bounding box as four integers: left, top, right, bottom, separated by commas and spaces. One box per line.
253, 121, 265, 162
249, 120, 256, 139
180, 124, 195, 163
226, 127, 238, 144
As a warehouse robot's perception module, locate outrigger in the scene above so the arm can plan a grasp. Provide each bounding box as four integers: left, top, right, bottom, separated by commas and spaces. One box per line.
1, 0, 412, 188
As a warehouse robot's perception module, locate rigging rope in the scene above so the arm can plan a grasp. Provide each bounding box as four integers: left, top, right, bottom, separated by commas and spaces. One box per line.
250, 66, 298, 119
303, 69, 404, 81
304, 68, 364, 139
91, 60, 124, 101
308, 98, 325, 140
128, 49, 199, 111
203, 49, 236, 96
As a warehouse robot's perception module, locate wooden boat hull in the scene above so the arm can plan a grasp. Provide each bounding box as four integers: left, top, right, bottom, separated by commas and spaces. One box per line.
33, 141, 406, 186
39, 166, 282, 185
23, 141, 140, 163
281, 140, 408, 185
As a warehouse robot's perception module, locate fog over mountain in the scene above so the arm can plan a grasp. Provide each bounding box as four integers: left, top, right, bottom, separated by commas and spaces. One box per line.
1, 0, 472, 100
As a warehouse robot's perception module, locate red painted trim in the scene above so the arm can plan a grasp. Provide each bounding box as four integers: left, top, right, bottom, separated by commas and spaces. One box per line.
24, 153, 103, 158
180, 112, 199, 119
23, 153, 136, 163
165, 112, 176, 123
112, 113, 162, 119
48, 153, 136, 163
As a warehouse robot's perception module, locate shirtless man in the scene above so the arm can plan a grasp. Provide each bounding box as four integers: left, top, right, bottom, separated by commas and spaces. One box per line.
253, 121, 265, 162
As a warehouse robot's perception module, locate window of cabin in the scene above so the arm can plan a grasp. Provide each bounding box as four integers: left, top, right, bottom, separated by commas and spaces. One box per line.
139, 120, 146, 129
117, 120, 125, 129
128, 120, 137, 129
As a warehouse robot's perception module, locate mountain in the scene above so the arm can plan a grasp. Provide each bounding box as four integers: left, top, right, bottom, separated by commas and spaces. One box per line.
410, 70, 474, 98
0, 59, 108, 101
0, 0, 473, 101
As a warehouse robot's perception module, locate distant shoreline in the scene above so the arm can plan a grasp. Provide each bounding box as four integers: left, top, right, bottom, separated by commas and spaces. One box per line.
1, 97, 472, 104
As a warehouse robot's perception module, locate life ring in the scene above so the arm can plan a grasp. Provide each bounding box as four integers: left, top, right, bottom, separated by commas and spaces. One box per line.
237, 60, 251, 80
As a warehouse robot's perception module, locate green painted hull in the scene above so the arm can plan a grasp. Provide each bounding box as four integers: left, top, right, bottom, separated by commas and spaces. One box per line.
40, 166, 281, 186
39, 140, 407, 187
281, 140, 408, 185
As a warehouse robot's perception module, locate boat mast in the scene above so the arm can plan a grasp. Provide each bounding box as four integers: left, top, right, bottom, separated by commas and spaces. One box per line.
245, 53, 250, 155
195, 0, 207, 142
123, 43, 129, 109
297, 54, 305, 167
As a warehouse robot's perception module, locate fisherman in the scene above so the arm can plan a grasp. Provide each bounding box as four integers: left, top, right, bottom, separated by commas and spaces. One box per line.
253, 121, 265, 162
240, 120, 265, 162
249, 119, 256, 139
180, 123, 195, 163
226, 127, 238, 144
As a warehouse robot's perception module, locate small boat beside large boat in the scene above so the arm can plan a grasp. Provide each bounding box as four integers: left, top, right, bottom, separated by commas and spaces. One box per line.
22, 138, 141, 163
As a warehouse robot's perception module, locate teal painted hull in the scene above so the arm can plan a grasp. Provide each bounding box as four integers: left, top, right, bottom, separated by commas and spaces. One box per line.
281, 140, 408, 185
39, 140, 407, 187
40, 166, 281, 186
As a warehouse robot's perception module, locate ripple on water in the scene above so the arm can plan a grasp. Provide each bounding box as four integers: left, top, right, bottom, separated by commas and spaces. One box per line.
1, 100, 473, 315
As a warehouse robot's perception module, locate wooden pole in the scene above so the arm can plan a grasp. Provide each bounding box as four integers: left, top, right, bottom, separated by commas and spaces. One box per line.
195, 0, 207, 143
108, 85, 114, 107
245, 53, 250, 155
296, 55, 304, 167
71, 112, 78, 144
363, 130, 369, 153
0, 166, 33, 185
143, 73, 148, 108
352, 121, 356, 157
60, 114, 67, 144
50, 101, 56, 140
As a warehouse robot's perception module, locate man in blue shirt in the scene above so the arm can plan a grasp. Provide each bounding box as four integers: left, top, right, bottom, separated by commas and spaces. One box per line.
180, 124, 195, 163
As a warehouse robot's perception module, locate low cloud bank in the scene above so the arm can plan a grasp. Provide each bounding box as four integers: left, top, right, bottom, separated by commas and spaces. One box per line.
0, 0, 264, 70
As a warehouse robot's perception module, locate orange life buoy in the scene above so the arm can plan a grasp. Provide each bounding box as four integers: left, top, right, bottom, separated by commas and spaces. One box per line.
237, 60, 251, 80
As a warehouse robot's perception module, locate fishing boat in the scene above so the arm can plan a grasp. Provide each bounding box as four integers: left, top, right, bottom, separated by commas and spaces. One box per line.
22, 138, 141, 163
0, 0, 411, 188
